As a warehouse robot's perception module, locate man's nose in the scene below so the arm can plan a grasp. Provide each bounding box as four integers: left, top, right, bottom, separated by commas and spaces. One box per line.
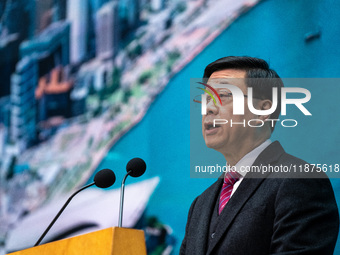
206, 99, 219, 115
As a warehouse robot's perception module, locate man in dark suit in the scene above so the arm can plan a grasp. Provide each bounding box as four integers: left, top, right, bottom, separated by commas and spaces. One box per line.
180, 56, 339, 255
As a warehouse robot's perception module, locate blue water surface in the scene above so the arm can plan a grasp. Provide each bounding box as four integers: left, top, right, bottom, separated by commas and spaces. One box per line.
94, 0, 340, 253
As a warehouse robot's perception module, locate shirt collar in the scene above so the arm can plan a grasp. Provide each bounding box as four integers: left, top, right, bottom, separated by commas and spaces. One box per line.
227, 139, 272, 177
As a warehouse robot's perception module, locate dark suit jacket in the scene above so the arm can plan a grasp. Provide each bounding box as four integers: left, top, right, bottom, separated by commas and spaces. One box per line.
180, 141, 339, 255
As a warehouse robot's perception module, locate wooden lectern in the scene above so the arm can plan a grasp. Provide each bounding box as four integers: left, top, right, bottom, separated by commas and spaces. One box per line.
7, 227, 147, 255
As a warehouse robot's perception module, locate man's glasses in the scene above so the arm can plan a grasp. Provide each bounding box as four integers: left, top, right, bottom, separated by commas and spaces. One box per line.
193, 90, 248, 105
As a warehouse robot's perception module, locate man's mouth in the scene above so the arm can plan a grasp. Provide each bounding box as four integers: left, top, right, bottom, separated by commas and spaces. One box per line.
204, 122, 221, 134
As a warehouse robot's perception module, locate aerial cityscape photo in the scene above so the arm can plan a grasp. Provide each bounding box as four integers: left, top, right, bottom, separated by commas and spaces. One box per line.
0, 0, 259, 253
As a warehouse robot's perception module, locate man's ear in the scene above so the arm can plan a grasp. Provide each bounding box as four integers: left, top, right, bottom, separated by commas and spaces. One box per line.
258, 99, 272, 122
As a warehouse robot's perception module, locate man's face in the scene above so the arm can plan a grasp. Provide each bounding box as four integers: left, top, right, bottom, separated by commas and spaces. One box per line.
202, 69, 260, 155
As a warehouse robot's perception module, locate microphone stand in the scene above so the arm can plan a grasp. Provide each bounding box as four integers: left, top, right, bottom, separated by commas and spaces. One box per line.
34, 183, 95, 246
118, 170, 132, 228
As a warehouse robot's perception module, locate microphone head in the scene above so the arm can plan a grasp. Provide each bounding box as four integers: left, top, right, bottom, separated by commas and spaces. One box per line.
94, 169, 116, 188
126, 158, 146, 177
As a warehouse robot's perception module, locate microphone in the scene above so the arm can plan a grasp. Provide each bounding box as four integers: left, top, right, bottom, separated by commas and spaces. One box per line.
126, 157, 146, 177
34, 168, 116, 247
94, 168, 116, 188
118, 158, 146, 227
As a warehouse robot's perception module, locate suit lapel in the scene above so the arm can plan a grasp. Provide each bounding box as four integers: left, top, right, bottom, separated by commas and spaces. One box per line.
194, 177, 223, 255
206, 141, 285, 255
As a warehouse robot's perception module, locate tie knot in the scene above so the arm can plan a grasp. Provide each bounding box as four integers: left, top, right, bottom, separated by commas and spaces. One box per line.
224, 171, 241, 186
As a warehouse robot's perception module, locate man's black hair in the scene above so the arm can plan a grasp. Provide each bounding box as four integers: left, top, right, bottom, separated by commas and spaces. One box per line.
203, 56, 284, 132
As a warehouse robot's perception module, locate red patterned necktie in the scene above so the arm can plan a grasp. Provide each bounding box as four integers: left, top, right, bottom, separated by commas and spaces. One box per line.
218, 171, 241, 215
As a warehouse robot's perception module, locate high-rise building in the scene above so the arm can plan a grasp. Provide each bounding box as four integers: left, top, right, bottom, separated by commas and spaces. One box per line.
53, 0, 67, 21
0, 96, 10, 155
35, 67, 73, 122
119, 0, 140, 29
0, 0, 33, 98
0, 124, 6, 157
20, 21, 70, 69
34, 0, 54, 34
90, 0, 111, 13
0, 34, 20, 98
95, 1, 120, 60
126, 0, 140, 28
10, 56, 38, 152
67, 0, 89, 64
0, 96, 11, 128
2, 0, 33, 39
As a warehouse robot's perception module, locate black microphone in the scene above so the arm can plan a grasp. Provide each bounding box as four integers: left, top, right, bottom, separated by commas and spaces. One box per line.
94, 168, 116, 188
34, 168, 116, 247
126, 157, 146, 177
118, 158, 146, 227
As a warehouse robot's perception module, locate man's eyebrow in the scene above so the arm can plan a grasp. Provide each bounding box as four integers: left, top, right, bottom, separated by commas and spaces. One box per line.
209, 79, 233, 84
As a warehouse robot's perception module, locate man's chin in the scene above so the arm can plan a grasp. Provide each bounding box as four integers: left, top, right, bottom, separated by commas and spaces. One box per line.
204, 140, 224, 151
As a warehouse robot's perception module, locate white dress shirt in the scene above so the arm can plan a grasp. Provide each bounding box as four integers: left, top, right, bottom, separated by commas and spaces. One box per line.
228, 139, 272, 197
